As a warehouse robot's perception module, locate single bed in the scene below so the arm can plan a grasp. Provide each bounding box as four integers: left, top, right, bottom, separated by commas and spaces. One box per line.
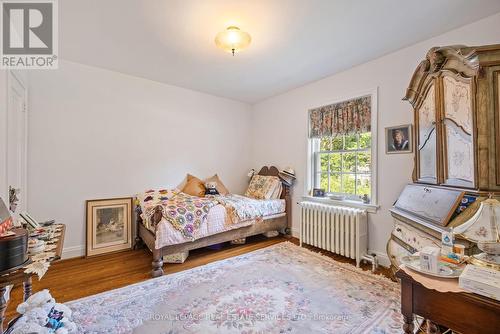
135, 166, 291, 277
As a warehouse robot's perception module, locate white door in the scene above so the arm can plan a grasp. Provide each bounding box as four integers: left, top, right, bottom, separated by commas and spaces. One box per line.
7, 72, 27, 214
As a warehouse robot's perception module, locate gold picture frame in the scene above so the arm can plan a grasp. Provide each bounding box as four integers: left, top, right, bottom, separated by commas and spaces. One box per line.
386, 124, 413, 154
86, 197, 133, 257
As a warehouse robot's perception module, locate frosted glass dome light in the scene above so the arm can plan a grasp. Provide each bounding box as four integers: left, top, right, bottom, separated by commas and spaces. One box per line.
215, 26, 251, 56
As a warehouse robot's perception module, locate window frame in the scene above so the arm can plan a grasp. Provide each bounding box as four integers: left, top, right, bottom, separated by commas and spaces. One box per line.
306, 88, 378, 207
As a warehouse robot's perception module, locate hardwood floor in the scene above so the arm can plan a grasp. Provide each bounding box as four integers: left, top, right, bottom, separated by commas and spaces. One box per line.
5, 235, 390, 322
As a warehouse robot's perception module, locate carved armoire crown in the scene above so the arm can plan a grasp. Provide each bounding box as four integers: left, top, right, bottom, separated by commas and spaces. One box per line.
387, 44, 500, 272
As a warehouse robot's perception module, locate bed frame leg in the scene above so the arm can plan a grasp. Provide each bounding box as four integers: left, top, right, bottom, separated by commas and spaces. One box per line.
133, 236, 143, 250
152, 249, 164, 278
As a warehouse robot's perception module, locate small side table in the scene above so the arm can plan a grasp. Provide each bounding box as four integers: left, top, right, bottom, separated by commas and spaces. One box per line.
0, 224, 65, 333
0, 262, 33, 333
396, 269, 500, 334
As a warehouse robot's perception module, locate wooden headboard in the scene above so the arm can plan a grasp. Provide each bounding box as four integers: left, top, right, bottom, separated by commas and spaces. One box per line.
257, 166, 280, 176
256, 166, 292, 230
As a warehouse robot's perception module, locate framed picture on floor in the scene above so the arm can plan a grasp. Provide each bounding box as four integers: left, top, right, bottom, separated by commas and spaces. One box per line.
386, 124, 413, 154
86, 197, 133, 257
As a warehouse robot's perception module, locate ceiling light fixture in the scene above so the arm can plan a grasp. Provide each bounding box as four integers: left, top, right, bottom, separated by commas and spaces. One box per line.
215, 26, 251, 56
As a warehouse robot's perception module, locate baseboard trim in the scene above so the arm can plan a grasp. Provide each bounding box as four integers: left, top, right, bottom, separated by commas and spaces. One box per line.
368, 249, 391, 268
290, 229, 390, 268
62, 245, 85, 259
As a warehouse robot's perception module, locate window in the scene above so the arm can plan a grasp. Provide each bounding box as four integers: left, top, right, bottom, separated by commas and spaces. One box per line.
307, 92, 376, 205
313, 132, 372, 201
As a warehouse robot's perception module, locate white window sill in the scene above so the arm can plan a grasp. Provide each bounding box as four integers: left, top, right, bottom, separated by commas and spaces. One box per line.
301, 196, 379, 214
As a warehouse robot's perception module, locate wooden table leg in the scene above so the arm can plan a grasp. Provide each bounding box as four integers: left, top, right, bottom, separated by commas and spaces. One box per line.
400, 273, 415, 334
0, 286, 7, 333
23, 276, 32, 301
403, 315, 414, 334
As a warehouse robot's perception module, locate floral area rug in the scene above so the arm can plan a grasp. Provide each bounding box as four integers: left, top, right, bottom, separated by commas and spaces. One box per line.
67, 242, 402, 333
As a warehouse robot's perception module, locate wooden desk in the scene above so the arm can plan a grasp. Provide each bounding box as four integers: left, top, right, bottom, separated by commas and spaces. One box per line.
396, 269, 500, 334
0, 224, 65, 333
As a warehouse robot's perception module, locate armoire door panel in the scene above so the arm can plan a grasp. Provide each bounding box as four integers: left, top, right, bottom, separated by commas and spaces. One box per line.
442, 76, 473, 134
417, 82, 438, 183
419, 128, 437, 182
443, 120, 475, 188
441, 74, 475, 188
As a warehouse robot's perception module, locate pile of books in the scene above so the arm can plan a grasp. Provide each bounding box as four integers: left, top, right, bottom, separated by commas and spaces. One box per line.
459, 264, 500, 301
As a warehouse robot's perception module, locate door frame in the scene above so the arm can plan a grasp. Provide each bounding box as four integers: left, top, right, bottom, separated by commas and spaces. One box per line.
6, 70, 28, 211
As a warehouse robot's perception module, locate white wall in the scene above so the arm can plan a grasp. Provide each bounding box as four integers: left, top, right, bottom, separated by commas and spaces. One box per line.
250, 12, 500, 265
28, 60, 252, 257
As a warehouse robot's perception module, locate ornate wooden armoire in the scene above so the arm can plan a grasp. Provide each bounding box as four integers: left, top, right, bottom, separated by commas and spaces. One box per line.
387, 44, 500, 270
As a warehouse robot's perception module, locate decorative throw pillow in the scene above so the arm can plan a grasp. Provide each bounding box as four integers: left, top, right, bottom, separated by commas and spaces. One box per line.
182, 174, 206, 197
244, 175, 282, 200
204, 174, 230, 195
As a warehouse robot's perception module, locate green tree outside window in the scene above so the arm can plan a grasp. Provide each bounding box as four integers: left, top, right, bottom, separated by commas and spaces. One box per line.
314, 132, 372, 202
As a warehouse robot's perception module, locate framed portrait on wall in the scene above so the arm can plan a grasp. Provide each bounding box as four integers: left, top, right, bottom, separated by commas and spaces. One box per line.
86, 197, 133, 257
386, 124, 413, 154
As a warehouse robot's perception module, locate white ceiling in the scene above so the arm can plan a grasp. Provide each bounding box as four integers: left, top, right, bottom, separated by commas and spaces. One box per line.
60, 0, 500, 103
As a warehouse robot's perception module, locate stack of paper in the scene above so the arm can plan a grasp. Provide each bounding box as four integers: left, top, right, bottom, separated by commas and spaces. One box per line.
459, 264, 500, 301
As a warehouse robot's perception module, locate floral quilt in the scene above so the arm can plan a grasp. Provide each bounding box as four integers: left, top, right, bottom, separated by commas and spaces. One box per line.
138, 190, 217, 240
137, 189, 178, 232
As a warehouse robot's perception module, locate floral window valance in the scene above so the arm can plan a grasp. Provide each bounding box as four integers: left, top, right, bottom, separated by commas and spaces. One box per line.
308, 95, 371, 138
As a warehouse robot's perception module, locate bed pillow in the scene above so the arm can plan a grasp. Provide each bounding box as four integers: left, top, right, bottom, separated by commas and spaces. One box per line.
270, 182, 283, 199
244, 175, 282, 200
204, 174, 230, 195
175, 175, 188, 192
182, 174, 206, 197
